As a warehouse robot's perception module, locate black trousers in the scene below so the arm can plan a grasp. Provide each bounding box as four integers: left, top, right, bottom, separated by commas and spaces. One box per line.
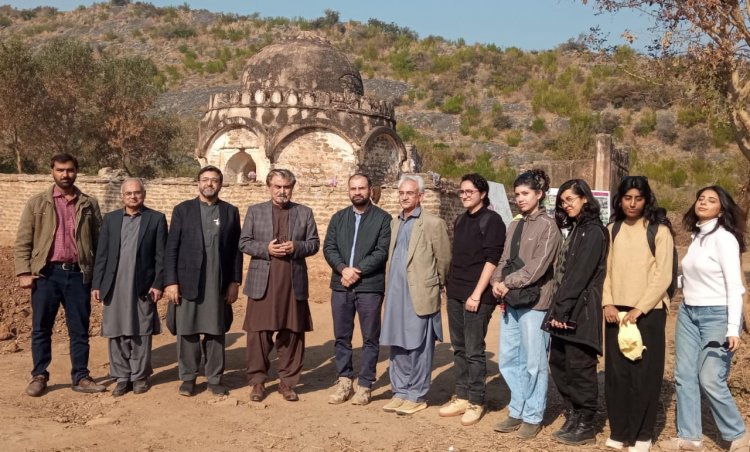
605, 307, 666, 444
549, 336, 599, 417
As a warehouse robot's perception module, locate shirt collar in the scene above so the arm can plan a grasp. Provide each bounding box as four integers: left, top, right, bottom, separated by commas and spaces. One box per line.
52, 185, 79, 200
399, 206, 422, 221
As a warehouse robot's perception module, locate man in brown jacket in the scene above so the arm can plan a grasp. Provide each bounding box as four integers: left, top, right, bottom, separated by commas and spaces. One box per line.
379, 174, 451, 415
15, 153, 103, 397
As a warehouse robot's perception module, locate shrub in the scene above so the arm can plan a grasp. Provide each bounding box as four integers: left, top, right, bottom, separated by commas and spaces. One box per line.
634, 109, 656, 136
655, 110, 677, 144
676, 107, 706, 128
679, 127, 710, 152
529, 117, 546, 133
440, 95, 464, 114
397, 123, 418, 142
710, 120, 734, 147
506, 129, 522, 147
551, 112, 596, 159
459, 105, 481, 136
491, 103, 513, 130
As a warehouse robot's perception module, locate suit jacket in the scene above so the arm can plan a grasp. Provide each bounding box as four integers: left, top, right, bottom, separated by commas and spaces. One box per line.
164, 198, 243, 301
239, 200, 319, 300
92, 206, 167, 301
386, 210, 451, 316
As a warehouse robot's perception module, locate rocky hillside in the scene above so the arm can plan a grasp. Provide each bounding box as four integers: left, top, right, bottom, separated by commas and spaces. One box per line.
0, 3, 745, 209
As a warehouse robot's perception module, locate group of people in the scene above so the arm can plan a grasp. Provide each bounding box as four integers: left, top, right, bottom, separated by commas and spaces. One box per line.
14, 153, 748, 452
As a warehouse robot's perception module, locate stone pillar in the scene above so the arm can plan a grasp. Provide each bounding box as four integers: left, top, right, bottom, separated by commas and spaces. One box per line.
593, 134, 612, 192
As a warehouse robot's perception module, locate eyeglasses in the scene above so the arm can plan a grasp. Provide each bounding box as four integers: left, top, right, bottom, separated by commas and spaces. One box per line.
560, 196, 581, 207
199, 177, 221, 184
458, 189, 478, 197
123, 191, 143, 197
398, 191, 419, 197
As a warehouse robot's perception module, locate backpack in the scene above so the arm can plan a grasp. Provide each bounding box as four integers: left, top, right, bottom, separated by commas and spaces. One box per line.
611, 220, 678, 299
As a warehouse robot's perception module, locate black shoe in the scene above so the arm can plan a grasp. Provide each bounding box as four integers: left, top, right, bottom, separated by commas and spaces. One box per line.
112, 381, 132, 397
552, 409, 580, 438
208, 383, 228, 396
133, 379, 150, 395
555, 413, 597, 446
179, 380, 196, 397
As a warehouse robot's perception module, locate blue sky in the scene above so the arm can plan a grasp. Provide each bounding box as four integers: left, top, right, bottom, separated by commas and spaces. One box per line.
7, 0, 656, 51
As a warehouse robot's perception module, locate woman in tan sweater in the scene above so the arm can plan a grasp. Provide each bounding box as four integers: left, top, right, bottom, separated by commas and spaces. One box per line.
602, 176, 675, 452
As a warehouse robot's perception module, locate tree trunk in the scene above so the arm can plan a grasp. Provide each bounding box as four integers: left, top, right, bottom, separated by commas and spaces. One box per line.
738, 170, 750, 221
12, 126, 22, 173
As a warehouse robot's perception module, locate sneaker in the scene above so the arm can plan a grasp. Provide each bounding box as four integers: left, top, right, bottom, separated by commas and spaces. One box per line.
460, 403, 484, 426
382, 397, 406, 413
494, 416, 522, 433
606, 438, 625, 450
133, 379, 150, 395
111, 381, 132, 397
395, 400, 428, 415
730, 433, 750, 452
658, 438, 704, 451
438, 397, 469, 417
350, 385, 371, 406
629, 440, 652, 452
178, 380, 195, 397
516, 422, 542, 440
72, 376, 106, 394
208, 383, 228, 396
327, 377, 354, 405
26, 375, 48, 397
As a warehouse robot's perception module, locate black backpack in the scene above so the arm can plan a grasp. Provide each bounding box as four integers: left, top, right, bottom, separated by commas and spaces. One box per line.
611, 220, 678, 299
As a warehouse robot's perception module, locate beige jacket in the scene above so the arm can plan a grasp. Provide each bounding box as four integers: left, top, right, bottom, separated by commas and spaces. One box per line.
386, 210, 451, 316
491, 209, 562, 311
14, 185, 101, 283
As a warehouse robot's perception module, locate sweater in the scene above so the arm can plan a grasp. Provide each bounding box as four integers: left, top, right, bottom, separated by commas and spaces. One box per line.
602, 218, 673, 314
681, 218, 746, 338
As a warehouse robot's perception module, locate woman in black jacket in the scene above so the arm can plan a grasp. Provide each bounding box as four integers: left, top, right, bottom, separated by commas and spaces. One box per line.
543, 179, 609, 446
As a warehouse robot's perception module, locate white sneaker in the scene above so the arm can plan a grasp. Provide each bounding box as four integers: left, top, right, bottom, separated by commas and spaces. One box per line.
327, 377, 354, 404
629, 440, 652, 452
438, 397, 469, 417
605, 438, 624, 450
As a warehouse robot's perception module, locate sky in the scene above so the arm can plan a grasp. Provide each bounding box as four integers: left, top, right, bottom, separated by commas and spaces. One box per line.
6, 0, 657, 51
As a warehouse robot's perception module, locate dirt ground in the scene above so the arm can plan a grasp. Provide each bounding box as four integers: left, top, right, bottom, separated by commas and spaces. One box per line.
0, 247, 748, 452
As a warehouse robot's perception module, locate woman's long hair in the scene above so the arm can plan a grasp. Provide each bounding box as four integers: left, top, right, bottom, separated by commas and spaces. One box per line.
682, 185, 746, 253
611, 175, 674, 236
513, 169, 550, 209
554, 179, 601, 230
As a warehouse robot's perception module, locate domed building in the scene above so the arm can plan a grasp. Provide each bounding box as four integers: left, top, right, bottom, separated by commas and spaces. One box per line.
195, 33, 413, 186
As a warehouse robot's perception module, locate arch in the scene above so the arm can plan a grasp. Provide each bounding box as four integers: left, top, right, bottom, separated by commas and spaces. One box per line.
225, 151, 257, 183
359, 127, 408, 185
197, 116, 267, 160
268, 118, 360, 161
273, 126, 357, 186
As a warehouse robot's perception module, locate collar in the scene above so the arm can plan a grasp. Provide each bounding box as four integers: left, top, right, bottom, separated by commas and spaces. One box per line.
52, 185, 79, 200
466, 205, 487, 218
696, 217, 719, 236
123, 208, 143, 217
399, 206, 422, 221
352, 202, 371, 215
522, 208, 545, 222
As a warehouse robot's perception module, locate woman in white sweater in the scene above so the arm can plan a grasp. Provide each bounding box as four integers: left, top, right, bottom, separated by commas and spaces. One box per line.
660, 186, 747, 452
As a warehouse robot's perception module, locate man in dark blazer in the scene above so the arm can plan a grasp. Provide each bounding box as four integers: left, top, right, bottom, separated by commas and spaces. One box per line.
92, 178, 167, 397
240, 168, 319, 402
164, 166, 243, 397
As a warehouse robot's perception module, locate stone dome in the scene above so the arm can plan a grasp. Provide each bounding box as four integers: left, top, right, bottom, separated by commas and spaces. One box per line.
240, 34, 364, 96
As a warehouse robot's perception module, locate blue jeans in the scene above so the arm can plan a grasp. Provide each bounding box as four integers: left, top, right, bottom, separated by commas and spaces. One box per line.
675, 304, 746, 442
499, 306, 550, 424
31, 265, 92, 384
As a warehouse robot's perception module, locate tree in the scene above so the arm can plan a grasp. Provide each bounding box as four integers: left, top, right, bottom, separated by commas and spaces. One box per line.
583, 0, 750, 216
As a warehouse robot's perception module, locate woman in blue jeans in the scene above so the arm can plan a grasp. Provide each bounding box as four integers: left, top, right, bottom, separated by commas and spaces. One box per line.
660, 186, 747, 452
490, 169, 561, 440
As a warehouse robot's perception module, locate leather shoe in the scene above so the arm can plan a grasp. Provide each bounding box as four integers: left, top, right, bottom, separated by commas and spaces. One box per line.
208, 383, 228, 396
73, 376, 106, 394
278, 383, 299, 402
112, 381, 132, 397
26, 375, 48, 397
249, 383, 265, 402
178, 380, 196, 397
133, 379, 150, 395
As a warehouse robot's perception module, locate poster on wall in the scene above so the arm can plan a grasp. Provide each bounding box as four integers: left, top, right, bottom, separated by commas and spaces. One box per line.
544, 188, 611, 225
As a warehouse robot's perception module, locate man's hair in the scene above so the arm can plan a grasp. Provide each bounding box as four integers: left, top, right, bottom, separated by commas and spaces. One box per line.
348, 173, 372, 188
398, 174, 425, 193
266, 168, 297, 187
120, 177, 146, 195
197, 165, 223, 183
50, 153, 79, 170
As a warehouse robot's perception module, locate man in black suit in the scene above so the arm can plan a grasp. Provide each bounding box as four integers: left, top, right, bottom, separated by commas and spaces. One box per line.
164, 166, 243, 397
92, 178, 167, 397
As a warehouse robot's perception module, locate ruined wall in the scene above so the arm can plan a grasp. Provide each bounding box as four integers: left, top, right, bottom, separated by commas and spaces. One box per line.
274, 129, 357, 186
0, 174, 463, 247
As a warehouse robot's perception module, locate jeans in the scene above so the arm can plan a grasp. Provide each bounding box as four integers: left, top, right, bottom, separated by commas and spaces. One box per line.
31, 265, 92, 384
331, 291, 383, 388
499, 306, 550, 424
675, 304, 746, 442
446, 298, 495, 405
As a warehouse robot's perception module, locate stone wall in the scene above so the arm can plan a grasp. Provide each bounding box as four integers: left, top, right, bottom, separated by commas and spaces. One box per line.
0, 174, 463, 247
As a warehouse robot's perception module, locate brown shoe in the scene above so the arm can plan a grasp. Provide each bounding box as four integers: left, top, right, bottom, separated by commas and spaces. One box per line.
279, 383, 299, 402
26, 375, 48, 397
72, 376, 106, 394
250, 383, 265, 402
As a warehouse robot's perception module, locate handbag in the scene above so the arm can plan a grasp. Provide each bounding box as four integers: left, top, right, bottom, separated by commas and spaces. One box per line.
500, 218, 541, 308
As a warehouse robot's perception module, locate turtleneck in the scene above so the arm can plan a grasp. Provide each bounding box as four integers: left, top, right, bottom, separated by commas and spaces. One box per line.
681, 217, 745, 337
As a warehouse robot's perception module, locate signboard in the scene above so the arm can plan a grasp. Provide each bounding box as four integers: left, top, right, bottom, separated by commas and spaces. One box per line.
487, 181, 513, 227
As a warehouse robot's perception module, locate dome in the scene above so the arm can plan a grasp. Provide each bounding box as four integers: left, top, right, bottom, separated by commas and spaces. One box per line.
240, 34, 364, 96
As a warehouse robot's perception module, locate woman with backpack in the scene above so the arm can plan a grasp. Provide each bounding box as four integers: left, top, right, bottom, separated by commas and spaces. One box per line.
602, 176, 675, 452
439, 173, 506, 426
659, 186, 748, 452
490, 169, 561, 440
544, 178, 609, 446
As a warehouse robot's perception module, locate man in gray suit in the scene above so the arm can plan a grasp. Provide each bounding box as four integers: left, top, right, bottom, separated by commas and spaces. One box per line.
240, 169, 319, 402
92, 178, 167, 397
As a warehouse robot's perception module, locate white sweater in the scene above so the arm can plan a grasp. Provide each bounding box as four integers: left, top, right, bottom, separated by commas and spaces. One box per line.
681, 218, 746, 337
